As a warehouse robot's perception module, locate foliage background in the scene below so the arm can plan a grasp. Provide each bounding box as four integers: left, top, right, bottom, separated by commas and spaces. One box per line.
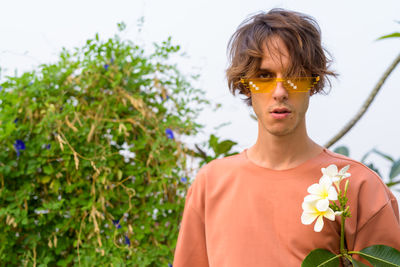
0, 30, 212, 266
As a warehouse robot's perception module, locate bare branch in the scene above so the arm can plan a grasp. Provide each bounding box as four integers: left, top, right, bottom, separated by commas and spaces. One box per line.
194, 144, 208, 160
325, 52, 400, 148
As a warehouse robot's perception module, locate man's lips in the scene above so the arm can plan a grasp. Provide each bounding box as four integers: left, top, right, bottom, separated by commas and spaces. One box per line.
270, 107, 292, 114
270, 107, 291, 119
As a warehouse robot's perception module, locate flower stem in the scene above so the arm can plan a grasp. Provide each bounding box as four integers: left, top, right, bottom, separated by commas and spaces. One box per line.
340, 214, 346, 254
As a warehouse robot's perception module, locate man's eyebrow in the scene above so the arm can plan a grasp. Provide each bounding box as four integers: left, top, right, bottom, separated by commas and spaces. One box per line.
258, 68, 274, 73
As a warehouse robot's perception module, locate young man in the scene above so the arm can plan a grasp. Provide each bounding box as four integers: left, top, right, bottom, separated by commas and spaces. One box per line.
173, 9, 400, 266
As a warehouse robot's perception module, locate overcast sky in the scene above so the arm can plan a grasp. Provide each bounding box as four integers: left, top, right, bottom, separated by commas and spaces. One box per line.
1, 0, 400, 186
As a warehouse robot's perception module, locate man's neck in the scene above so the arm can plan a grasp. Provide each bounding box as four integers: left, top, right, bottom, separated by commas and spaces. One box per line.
247, 126, 323, 171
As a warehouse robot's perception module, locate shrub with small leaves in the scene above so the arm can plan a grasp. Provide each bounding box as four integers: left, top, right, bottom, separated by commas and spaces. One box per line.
0, 31, 208, 266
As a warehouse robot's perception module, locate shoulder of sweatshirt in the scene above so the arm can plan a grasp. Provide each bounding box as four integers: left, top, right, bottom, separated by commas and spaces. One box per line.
323, 149, 396, 209
190, 152, 244, 188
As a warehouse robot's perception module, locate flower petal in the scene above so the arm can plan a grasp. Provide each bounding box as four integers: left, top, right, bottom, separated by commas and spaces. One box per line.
307, 183, 321, 195
301, 211, 318, 225
319, 175, 333, 186
124, 235, 131, 245
302, 201, 316, 212
324, 208, 335, 221
331, 176, 340, 182
316, 199, 329, 212
339, 165, 350, 175
165, 128, 174, 139
325, 164, 338, 177
304, 194, 320, 203
314, 215, 324, 232
327, 186, 338, 200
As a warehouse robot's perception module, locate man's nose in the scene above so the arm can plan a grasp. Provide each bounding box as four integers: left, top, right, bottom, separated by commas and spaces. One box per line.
272, 81, 288, 102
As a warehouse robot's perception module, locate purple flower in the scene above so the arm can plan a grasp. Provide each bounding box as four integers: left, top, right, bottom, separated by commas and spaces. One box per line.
0, 85, 2, 91
104, 64, 109, 70
180, 177, 187, 183
14, 139, 26, 157
110, 57, 114, 64
112, 219, 121, 229
45, 144, 51, 150
13, 118, 18, 124
168, 264, 173, 267
160, 95, 170, 101
124, 235, 131, 246
165, 128, 174, 139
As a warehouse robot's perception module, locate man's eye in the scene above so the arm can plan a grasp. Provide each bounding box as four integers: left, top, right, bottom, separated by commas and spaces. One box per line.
259, 73, 272, 78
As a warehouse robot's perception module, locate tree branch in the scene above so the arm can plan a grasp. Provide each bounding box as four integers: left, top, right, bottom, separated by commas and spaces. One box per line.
194, 144, 208, 160
325, 52, 400, 148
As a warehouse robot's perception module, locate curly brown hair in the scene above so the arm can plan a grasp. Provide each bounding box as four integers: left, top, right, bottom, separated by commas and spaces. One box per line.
226, 8, 337, 106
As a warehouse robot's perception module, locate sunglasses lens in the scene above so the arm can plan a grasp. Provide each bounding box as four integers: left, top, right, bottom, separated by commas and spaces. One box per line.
243, 79, 276, 93
253, 80, 276, 92
241, 77, 318, 93
283, 78, 316, 92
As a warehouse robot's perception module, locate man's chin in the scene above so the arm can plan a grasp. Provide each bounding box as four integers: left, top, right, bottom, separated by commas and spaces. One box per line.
266, 127, 294, 137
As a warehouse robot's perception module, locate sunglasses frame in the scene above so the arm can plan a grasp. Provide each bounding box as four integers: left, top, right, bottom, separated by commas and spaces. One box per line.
240, 76, 320, 93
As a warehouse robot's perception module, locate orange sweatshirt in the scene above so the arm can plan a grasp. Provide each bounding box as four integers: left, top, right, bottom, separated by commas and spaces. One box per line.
173, 148, 400, 266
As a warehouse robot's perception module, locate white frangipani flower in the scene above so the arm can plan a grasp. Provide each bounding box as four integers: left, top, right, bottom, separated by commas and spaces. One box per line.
321, 164, 351, 188
301, 164, 353, 233
304, 176, 338, 212
301, 201, 335, 232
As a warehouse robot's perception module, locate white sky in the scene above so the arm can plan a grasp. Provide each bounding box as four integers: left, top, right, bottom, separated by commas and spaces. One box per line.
1, 0, 400, 188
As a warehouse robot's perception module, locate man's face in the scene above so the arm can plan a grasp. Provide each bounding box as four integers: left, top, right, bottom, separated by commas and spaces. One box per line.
250, 36, 310, 137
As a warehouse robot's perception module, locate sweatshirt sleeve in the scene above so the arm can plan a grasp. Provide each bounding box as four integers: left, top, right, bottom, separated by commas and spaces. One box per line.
353, 193, 400, 251
173, 167, 210, 267
339, 162, 400, 265
350, 179, 400, 265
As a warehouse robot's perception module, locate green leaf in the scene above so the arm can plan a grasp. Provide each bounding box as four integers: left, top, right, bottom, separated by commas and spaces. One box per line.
43, 165, 54, 175
351, 258, 370, 267
40, 176, 51, 184
301, 249, 341, 267
250, 114, 257, 121
389, 159, 400, 180
334, 146, 349, 157
357, 245, 400, 266
377, 32, 400, 40
371, 148, 395, 162
215, 140, 237, 156
386, 180, 400, 188
117, 169, 123, 180
208, 134, 219, 152
361, 150, 372, 163
117, 21, 127, 32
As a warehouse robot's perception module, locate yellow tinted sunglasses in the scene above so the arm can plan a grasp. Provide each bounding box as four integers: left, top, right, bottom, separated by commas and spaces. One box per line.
240, 76, 320, 93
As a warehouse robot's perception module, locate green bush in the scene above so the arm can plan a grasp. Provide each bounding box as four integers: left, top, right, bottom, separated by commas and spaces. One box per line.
0, 31, 208, 266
